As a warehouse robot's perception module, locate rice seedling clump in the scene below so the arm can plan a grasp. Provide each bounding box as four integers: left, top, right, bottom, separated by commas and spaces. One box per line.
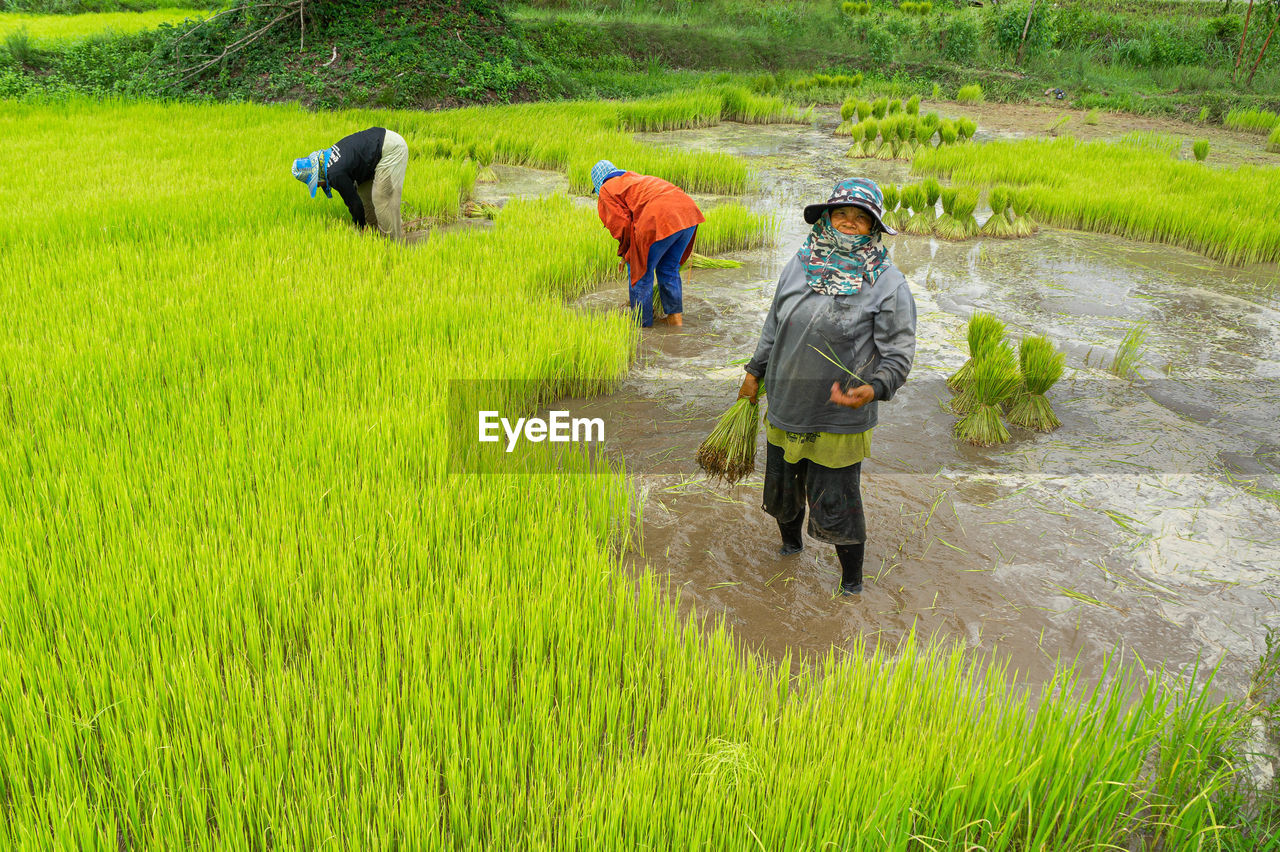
956, 84, 984, 104
1268, 125, 1280, 154
978, 185, 1015, 238
950, 311, 1007, 392
1109, 322, 1148, 380
954, 345, 1021, 446
933, 185, 965, 240
697, 397, 762, 484
1224, 107, 1280, 134
1006, 334, 1065, 432
1192, 139, 1210, 162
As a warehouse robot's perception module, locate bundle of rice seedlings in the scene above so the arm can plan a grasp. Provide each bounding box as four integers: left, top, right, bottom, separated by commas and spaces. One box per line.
951, 188, 980, 239
844, 122, 869, 158
687, 253, 743, 269
938, 120, 958, 145
948, 311, 1006, 392
862, 118, 881, 156
880, 183, 901, 229
875, 118, 900, 160
856, 99, 873, 121
1109, 323, 1147, 380
1006, 334, 1064, 432
872, 97, 889, 119
840, 98, 859, 121
923, 177, 941, 210
1009, 189, 1039, 237
954, 348, 1021, 446
903, 184, 935, 235
933, 186, 965, 240
1268, 125, 1280, 154
978, 185, 1016, 238
951, 337, 1014, 415
1193, 139, 1210, 162
696, 396, 762, 484
888, 99, 903, 115
834, 120, 855, 136
922, 111, 941, 133
905, 94, 921, 115
956, 83, 984, 104
957, 117, 978, 142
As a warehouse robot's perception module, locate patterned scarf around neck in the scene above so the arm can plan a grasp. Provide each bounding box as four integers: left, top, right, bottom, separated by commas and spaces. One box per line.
797, 213, 890, 296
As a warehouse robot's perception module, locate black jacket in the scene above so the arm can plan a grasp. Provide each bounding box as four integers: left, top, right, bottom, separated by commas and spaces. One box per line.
325, 127, 386, 227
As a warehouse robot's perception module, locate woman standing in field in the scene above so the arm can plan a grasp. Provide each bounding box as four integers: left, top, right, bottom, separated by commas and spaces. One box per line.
591, 160, 705, 328
293, 126, 408, 240
739, 178, 916, 596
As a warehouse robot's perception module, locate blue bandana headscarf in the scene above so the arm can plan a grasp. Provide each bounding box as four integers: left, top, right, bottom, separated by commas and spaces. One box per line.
591, 159, 626, 194
797, 213, 890, 296
292, 149, 332, 199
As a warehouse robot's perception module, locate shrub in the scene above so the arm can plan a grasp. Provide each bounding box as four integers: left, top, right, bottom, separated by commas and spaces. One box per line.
942, 15, 980, 65
993, 1, 1056, 57
956, 83, 984, 104
867, 26, 896, 64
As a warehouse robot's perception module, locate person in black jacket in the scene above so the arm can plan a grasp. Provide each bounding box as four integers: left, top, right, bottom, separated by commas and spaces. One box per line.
292, 127, 408, 239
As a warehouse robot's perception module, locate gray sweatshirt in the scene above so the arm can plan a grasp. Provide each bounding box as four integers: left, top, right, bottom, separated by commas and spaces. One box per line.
745, 255, 917, 434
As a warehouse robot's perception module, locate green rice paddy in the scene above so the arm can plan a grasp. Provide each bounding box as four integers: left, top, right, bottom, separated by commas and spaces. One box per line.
914, 136, 1280, 266
0, 8, 203, 46
0, 95, 1263, 847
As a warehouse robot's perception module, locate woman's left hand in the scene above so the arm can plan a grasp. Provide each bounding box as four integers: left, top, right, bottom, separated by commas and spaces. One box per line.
830, 382, 875, 409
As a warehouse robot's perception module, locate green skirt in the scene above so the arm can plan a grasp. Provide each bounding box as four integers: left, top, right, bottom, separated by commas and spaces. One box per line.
766, 422, 872, 469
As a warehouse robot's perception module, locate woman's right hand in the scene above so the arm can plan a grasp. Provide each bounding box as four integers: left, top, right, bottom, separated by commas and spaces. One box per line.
738, 373, 760, 404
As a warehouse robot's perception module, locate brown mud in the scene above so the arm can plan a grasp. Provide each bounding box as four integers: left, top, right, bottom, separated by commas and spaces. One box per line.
468, 108, 1280, 697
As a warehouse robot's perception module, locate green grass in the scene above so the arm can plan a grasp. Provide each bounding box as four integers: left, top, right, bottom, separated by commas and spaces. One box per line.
696, 203, 778, 255
914, 136, 1280, 266
0, 8, 202, 46
0, 94, 1264, 848
1224, 107, 1280, 134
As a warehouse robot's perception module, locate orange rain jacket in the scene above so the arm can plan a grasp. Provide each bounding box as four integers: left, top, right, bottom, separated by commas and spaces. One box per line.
597, 173, 705, 286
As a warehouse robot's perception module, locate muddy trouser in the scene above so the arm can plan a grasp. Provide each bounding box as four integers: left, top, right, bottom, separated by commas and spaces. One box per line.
763, 441, 866, 586
356, 129, 408, 240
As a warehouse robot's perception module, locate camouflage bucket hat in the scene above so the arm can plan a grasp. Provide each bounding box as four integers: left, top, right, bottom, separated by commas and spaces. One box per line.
802, 177, 897, 235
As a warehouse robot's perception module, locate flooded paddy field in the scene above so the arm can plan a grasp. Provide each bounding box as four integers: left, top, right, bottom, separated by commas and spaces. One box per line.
414, 106, 1279, 695
502, 110, 1280, 698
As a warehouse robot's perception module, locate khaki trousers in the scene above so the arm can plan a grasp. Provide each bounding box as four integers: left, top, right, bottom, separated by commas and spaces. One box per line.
356, 130, 408, 240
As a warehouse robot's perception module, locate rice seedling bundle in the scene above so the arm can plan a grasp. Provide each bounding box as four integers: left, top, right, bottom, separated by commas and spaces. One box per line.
949, 310, 1006, 392
862, 117, 881, 155
1006, 334, 1065, 432
856, 99, 873, 121
1224, 107, 1280, 134
956, 117, 978, 143
902, 184, 934, 235
917, 1, 932, 13
1192, 139, 1209, 162
840, 98, 859, 121
922, 111, 942, 133
718, 86, 807, 124
905, 94, 921, 115
834, 120, 855, 137
938, 119, 958, 145
1109, 322, 1148, 380
1009, 189, 1039, 237
1268, 125, 1280, 154
872, 96, 889, 119
923, 177, 942, 209
0, 98, 1255, 851
464, 200, 501, 219
978, 185, 1015, 238
933, 185, 963, 240
880, 183, 901, 229
954, 345, 1021, 445
956, 84, 984, 104
696, 396, 762, 484
888, 98, 903, 115
686, 253, 743, 269
901, 1, 919, 12
874, 117, 900, 160
952, 187, 980, 239
844, 121, 868, 157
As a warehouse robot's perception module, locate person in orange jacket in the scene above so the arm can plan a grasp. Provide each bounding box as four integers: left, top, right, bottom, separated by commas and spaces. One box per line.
591, 160, 705, 328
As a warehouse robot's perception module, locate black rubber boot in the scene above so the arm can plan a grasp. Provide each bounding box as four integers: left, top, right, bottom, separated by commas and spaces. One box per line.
836, 543, 865, 595
778, 516, 804, 555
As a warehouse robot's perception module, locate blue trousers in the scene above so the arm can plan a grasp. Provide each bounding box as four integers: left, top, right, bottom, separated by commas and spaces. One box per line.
629, 226, 696, 327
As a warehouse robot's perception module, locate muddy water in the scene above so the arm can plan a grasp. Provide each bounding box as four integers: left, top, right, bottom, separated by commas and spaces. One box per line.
479, 116, 1280, 697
